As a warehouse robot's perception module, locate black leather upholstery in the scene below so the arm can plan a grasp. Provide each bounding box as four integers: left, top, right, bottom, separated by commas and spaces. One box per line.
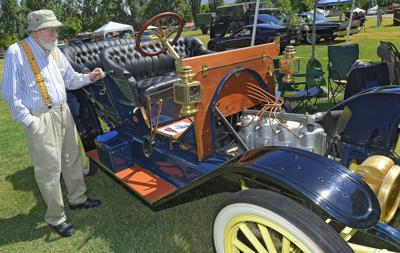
101, 36, 212, 105
62, 38, 134, 72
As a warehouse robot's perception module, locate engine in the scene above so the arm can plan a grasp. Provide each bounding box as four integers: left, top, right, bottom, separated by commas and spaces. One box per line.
237, 111, 327, 155
236, 111, 400, 224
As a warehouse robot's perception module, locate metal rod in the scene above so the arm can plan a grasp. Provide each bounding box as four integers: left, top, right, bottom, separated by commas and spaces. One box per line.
311, 0, 318, 60
214, 106, 250, 151
346, 0, 356, 44
251, 0, 260, 46
243, 109, 343, 125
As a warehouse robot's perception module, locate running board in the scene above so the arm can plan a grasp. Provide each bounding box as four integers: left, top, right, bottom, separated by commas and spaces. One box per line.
88, 150, 177, 204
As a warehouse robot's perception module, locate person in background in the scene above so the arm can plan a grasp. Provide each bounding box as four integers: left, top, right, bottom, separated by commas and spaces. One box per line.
1, 9, 105, 237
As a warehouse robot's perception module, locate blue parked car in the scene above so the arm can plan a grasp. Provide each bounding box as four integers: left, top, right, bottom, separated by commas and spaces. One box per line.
207, 22, 302, 52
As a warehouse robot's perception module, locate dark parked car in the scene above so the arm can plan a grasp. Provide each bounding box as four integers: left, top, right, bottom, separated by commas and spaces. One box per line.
285, 13, 360, 44
207, 23, 301, 52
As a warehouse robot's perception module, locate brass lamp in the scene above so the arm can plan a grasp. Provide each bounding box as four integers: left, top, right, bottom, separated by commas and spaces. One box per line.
279, 46, 300, 84
174, 65, 201, 116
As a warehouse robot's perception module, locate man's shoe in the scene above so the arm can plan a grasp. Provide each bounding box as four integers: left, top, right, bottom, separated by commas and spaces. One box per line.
51, 221, 75, 237
70, 197, 101, 210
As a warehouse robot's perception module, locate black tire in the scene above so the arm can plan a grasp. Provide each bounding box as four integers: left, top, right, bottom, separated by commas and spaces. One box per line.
324, 35, 337, 42
201, 26, 208, 35
207, 42, 217, 51
213, 189, 353, 253
227, 22, 240, 33
295, 33, 303, 45
304, 33, 321, 44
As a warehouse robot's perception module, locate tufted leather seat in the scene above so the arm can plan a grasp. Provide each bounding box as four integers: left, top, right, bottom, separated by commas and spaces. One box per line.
101, 36, 212, 106
62, 38, 135, 73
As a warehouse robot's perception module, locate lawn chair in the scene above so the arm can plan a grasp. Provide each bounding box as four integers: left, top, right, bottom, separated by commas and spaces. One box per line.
327, 44, 359, 103
377, 41, 400, 85
274, 58, 326, 113
344, 60, 390, 99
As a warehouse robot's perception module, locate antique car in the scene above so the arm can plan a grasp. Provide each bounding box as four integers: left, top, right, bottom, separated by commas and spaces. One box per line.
63, 12, 400, 252
207, 22, 301, 52
284, 13, 360, 43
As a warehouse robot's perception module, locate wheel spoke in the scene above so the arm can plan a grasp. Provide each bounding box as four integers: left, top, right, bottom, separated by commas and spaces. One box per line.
165, 27, 177, 38
281, 237, 291, 253
233, 239, 256, 253
258, 224, 278, 253
140, 39, 161, 47
156, 20, 165, 38
239, 223, 268, 253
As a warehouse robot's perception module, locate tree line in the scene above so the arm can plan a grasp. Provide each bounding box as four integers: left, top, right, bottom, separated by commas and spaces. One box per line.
0, 0, 395, 50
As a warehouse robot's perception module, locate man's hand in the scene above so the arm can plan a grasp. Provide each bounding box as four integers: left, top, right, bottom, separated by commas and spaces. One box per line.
89, 68, 105, 81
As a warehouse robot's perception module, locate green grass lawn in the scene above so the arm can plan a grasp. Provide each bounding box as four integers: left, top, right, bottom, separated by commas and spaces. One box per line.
1, 16, 400, 252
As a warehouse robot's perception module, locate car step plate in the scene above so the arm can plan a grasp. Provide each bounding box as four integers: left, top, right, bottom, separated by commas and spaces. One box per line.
88, 150, 177, 204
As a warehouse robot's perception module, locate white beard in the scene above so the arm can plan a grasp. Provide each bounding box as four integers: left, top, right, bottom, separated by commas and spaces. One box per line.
39, 37, 58, 51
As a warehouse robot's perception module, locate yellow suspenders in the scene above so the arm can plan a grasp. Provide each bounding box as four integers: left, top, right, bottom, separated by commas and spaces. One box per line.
19, 40, 58, 108
20, 40, 90, 170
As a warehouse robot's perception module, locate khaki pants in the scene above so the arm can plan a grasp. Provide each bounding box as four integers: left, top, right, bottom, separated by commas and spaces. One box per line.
24, 103, 87, 226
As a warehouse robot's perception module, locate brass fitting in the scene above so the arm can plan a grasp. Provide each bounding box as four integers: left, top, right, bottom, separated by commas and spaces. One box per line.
174, 65, 201, 116
279, 46, 300, 84
350, 155, 400, 223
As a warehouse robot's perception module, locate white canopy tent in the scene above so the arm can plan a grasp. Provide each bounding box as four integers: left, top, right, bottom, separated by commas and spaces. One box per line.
367, 5, 378, 15
92, 21, 134, 38
352, 7, 366, 13
309, 8, 330, 16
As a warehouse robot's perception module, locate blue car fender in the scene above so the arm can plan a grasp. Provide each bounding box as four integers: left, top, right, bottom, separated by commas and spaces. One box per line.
222, 146, 380, 229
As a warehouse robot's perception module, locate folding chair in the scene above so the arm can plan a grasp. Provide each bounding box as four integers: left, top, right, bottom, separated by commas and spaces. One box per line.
274, 58, 326, 113
327, 44, 359, 103
344, 60, 390, 99
377, 41, 400, 85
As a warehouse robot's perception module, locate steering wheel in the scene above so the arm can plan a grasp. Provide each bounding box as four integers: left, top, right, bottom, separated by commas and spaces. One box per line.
136, 12, 183, 57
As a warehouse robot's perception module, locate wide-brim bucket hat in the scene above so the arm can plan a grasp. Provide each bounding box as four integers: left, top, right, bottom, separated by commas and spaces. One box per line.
27, 9, 63, 32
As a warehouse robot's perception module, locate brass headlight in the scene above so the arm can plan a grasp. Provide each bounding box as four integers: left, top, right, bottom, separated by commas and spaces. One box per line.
279, 46, 300, 84
173, 65, 201, 116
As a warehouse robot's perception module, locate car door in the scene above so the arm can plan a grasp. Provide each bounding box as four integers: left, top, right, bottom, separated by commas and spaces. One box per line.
256, 27, 276, 45
220, 27, 253, 50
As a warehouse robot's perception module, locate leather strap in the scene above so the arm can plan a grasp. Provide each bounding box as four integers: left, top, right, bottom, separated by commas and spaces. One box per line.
19, 40, 58, 108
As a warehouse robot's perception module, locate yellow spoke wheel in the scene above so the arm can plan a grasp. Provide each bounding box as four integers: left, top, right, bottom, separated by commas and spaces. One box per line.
213, 189, 353, 253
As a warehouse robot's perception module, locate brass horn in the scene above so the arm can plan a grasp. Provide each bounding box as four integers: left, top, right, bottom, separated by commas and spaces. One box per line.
351, 155, 400, 223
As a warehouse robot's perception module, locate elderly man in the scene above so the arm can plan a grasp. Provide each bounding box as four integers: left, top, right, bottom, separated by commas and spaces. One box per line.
2, 10, 104, 237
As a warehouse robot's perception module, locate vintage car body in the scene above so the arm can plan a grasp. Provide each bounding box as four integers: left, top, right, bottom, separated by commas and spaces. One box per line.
207, 23, 301, 52
285, 13, 360, 43
64, 13, 400, 252
332, 86, 400, 165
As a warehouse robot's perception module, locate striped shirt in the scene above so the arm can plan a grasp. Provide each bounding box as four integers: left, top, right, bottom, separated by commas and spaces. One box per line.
1, 35, 92, 127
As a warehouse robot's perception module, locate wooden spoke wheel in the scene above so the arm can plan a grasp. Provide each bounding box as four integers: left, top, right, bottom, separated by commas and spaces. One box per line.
135, 12, 183, 57
213, 189, 353, 253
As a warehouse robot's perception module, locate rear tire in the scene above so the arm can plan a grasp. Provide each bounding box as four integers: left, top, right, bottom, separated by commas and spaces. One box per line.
305, 33, 320, 44
213, 189, 353, 253
324, 35, 337, 42
207, 42, 218, 51
227, 22, 240, 33
201, 25, 208, 35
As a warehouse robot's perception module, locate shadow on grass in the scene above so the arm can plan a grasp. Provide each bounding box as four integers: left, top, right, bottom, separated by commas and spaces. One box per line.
317, 39, 347, 46
0, 167, 58, 245
0, 165, 222, 252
